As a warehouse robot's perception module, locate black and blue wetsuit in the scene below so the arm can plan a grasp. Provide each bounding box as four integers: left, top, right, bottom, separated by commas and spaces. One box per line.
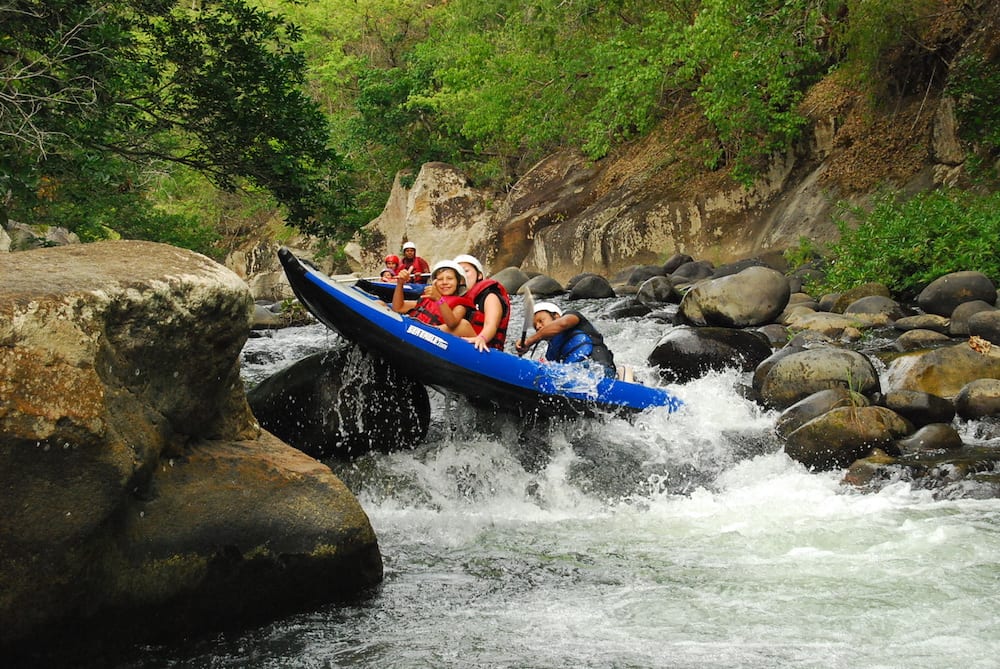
543, 310, 616, 378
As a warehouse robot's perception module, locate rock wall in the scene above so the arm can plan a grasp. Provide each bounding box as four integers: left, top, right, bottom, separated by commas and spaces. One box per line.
0, 241, 381, 652
347, 85, 970, 284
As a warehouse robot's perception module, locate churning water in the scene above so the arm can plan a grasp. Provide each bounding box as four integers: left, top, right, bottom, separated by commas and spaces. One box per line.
132, 298, 1000, 668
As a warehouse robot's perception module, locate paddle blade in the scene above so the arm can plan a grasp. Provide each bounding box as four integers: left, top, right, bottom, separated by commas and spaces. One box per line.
519, 287, 535, 348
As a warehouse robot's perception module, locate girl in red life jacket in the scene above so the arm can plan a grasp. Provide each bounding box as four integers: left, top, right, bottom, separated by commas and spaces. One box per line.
391, 260, 472, 331
453, 254, 511, 352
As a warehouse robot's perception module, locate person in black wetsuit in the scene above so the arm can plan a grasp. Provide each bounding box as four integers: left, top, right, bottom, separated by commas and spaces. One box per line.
515, 301, 616, 378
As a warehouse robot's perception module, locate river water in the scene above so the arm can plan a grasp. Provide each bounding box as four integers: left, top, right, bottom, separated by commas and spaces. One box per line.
129, 298, 1000, 668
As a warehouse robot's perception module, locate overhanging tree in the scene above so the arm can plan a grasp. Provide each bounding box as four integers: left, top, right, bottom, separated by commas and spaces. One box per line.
1, 0, 356, 246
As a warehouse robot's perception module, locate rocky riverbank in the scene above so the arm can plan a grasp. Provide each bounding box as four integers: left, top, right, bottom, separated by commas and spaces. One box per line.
248, 247, 999, 497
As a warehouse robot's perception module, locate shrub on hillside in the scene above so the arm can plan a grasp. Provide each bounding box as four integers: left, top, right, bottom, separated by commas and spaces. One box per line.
824, 189, 1000, 298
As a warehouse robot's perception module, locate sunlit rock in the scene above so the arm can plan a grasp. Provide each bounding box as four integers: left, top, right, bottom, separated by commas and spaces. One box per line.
955, 378, 1000, 419
678, 266, 791, 327
0, 241, 381, 650
775, 387, 869, 439
884, 341, 1000, 398
758, 347, 880, 410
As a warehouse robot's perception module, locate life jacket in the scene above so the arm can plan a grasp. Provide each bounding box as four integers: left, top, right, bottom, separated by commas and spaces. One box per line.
544, 311, 616, 377
399, 256, 430, 283
463, 279, 511, 349
412, 294, 472, 326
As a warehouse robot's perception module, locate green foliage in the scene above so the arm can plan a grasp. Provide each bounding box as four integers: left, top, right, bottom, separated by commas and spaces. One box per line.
830, 0, 937, 98
671, 0, 832, 182
2, 0, 356, 248
946, 54, 1000, 156
823, 189, 1000, 297
784, 236, 822, 270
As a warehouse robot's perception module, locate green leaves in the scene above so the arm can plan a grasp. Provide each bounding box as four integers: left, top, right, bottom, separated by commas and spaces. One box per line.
825, 190, 1000, 298
3, 0, 356, 245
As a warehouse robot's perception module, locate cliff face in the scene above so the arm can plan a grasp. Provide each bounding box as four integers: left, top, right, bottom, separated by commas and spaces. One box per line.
342, 5, 995, 284
348, 77, 967, 284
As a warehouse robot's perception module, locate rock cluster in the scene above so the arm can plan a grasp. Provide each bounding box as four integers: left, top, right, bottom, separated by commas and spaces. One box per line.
0, 241, 382, 656
500, 257, 1000, 491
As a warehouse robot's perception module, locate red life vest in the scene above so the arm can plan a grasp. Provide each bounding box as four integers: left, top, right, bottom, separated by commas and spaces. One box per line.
399, 256, 430, 283
412, 294, 472, 326
463, 279, 511, 349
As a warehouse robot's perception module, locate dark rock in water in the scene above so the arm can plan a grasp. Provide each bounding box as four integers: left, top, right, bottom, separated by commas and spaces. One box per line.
520, 274, 565, 297
969, 310, 1000, 345
880, 390, 956, 427
635, 275, 677, 305
949, 300, 996, 336
917, 271, 997, 317
621, 264, 666, 286
606, 302, 653, 319
831, 283, 890, 314
784, 406, 912, 471
248, 346, 430, 458
670, 259, 715, 284
844, 295, 911, 321
493, 266, 531, 294
648, 326, 772, 384
775, 388, 869, 439
568, 273, 616, 299
955, 379, 1000, 419
817, 292, 840, 312
896, 423, 964, 453
711, 257, 766, 278
756, 323, 790, 347
662, 253, 693, 274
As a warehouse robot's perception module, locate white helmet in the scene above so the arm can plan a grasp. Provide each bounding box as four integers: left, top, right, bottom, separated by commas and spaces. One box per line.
430, 260, 466, 284
402, 241, 417, 250
533, 301, 562, 317
453, 254, 485, 279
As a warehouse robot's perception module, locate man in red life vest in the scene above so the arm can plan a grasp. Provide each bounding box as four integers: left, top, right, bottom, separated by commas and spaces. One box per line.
398, 242, 430, 283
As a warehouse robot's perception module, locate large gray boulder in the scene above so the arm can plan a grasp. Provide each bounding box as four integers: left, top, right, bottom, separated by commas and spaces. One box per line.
679, 266, 790, 327
757, 347, 881, 410
955, 379, 1000, 419
917, 271, 997, 317
0, 241, 381, 650
784, 406, 913, 471
969, 310, 1000, 345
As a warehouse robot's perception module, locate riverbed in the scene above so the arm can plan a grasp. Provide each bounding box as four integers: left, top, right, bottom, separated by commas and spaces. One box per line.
125, 297, 1000, 668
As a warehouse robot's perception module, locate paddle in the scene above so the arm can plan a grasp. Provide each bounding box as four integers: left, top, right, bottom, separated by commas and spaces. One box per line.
337, 273, 431, 283
518, 287, 535, 355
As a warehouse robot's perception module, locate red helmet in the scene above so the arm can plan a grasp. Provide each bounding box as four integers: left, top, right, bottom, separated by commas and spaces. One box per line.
384, 254, 400, 264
